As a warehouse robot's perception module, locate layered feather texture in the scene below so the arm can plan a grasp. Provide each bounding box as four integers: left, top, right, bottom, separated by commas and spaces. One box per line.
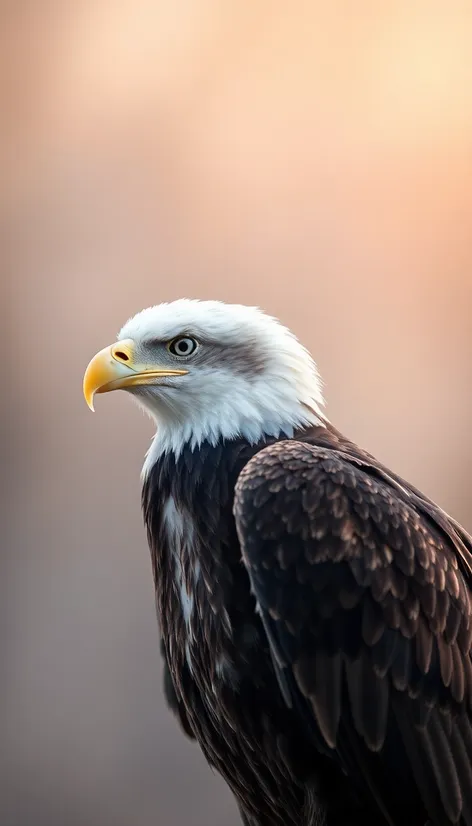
234, 439, 472, 826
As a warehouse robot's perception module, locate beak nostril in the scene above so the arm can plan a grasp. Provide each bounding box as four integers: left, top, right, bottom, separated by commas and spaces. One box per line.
110, 339, 135, 365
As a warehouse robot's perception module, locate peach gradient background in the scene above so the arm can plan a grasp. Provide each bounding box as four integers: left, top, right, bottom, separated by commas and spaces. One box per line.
3, 3, 472, 825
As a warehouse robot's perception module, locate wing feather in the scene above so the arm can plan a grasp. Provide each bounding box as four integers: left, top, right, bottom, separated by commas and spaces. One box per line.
234, 440, 472, 826
294, 649, 342, 748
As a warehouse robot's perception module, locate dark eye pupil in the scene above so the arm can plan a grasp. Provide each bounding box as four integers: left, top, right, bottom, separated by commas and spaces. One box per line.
170, 337, 196, 356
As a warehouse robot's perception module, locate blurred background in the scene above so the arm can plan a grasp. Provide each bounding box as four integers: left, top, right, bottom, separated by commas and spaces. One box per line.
3, 2, 472, 824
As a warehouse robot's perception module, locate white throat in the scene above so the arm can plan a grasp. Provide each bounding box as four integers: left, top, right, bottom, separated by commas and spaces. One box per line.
140, 366, 327, 479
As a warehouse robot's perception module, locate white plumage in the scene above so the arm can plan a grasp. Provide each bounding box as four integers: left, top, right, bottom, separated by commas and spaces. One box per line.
118, 299, 327, 474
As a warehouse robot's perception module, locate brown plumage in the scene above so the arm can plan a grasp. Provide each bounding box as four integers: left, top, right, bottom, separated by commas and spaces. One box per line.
233, 429, 472, 825
142, 423, 472, 826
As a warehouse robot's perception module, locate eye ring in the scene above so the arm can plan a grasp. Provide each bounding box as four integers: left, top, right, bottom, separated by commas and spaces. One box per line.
167, 336, 198, 358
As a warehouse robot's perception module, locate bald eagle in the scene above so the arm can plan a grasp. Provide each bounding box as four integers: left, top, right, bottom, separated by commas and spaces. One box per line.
83, 299, 472, 826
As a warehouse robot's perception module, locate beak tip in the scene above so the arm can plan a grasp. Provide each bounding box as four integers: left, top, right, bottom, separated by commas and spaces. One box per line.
83, 386, 96, 411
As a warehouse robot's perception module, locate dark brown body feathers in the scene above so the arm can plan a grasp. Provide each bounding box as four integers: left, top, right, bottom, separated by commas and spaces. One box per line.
142, 424, 472, 826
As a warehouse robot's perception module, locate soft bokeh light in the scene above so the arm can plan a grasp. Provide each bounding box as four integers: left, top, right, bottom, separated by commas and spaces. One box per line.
3, 3, 472, 825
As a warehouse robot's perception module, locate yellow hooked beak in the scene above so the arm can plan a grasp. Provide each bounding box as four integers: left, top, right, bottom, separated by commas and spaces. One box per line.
83, 339, 188, 411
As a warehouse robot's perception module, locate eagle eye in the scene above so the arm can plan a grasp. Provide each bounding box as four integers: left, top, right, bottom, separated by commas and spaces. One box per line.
168, 336, 198, 357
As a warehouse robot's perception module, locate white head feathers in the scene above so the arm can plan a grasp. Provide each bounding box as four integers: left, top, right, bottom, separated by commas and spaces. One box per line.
117, 299, 327, 475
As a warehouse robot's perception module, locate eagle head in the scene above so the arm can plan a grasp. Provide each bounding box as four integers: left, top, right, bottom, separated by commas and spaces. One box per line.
83, 299, 325, 469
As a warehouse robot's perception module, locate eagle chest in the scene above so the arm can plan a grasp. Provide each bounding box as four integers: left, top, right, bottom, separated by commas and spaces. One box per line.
157, 494, 246, 701
154, 495, 310, 826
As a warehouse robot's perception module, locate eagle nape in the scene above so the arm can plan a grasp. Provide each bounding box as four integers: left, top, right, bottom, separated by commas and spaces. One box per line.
84, 298, 472, 826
